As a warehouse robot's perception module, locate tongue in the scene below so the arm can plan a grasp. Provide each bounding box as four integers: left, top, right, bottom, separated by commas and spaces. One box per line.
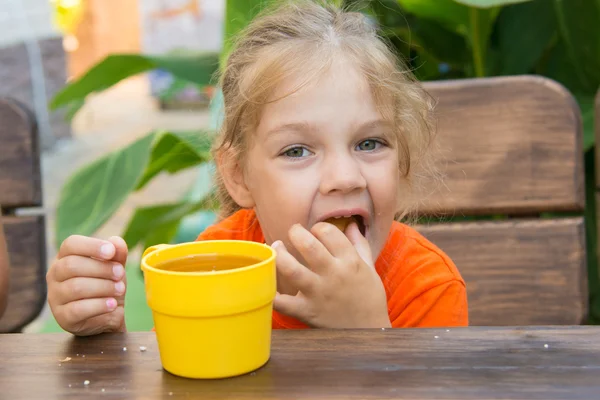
324, 216, 358, 232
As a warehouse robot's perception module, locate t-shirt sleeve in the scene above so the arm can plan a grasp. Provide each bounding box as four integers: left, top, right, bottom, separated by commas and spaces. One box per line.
391, 279, 468, 327
195, 209, 261, 242
381, 225, 469, 328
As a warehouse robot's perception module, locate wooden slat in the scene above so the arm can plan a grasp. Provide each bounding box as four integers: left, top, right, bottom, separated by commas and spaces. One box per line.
0, 98, 42, 208
420, 76, 584, 216
0, 216, 46, 332
418, 217, 587, 326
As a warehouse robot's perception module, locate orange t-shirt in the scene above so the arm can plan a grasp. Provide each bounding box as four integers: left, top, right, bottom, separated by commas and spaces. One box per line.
197, 209, 468, 329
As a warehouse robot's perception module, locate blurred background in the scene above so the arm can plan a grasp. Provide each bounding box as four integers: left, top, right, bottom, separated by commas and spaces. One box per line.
1, 0, 598, 332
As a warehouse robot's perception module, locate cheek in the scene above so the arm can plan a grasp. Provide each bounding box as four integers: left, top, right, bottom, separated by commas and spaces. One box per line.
366, 160, 400, 206
245, 156, 317, 242
248, 162, 316, 207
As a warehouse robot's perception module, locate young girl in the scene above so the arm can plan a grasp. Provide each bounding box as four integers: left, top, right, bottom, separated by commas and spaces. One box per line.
46, 0, 468, 336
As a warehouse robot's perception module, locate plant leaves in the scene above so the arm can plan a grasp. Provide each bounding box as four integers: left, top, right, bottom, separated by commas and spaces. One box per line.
466, 6, 500, 76
63, 98, 86, 121
576, 95, 596, 151
50, 53, 220, 117
224, 0, 274, 58
122, 194, 218, 249
136, 130, 214, 190
496, 0, 557, 75
454, 0, 533, 7
396, 0, 470, 35
55, 131, 215, 246
410, 19, 470, 67
55, 133, 156, 245
553, 0, 600, 93
397, 0, 500, 76
543, 39, 591, 95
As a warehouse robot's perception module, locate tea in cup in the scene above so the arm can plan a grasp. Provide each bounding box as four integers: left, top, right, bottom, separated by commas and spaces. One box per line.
141, 240, 276, 379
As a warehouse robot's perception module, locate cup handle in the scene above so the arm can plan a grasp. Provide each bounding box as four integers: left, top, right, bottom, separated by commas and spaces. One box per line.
142, 244, 173, 260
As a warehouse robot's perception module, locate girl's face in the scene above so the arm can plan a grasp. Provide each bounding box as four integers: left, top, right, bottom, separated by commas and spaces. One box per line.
224, 57, 401, 264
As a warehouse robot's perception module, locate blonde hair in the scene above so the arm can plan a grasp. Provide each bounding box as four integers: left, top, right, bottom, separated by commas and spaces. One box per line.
213, 0, 439, 221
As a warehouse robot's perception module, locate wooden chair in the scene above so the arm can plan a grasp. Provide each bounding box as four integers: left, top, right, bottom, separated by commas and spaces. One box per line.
417, 76, 586, 326
0, 98, 47, 332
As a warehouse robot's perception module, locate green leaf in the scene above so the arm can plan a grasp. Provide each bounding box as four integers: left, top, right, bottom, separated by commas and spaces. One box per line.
136, 130, 213, 190
55, 131, 215, 247
553, 0, 600, 93
50, 53, 220, 117
122, 194, 218, 249
454, 0, 533, 7
224, 0, 274, 58
406, 18, 470, 67
397, 0, 470, 35
467, 6, 500, 76
576, 95, 596, 151
55, 133, 156, 245
397, 0, 501, 77
63, 98, 86, 121
369, 0, 409, 31
412, 51, 443, 80
543, 40, 590, 95
496, 1, 557, 75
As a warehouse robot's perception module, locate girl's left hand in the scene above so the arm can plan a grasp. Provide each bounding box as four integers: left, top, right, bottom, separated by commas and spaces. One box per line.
272, 222, 391, 328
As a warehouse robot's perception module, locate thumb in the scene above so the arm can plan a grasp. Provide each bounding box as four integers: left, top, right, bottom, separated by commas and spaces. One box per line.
108, 236, 128, 267
346, 222, 374, 268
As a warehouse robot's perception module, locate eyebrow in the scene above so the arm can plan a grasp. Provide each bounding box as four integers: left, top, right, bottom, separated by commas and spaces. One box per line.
355, 119, 393, 135
266, 119, 391, 138
265, 121, 314, 137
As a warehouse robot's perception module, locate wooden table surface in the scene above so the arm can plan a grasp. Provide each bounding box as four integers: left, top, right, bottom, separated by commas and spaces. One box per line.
1, 326, 599, 399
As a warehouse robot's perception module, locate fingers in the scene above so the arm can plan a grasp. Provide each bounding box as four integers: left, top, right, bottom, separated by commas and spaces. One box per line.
56, 277, 126, 305
55, 298, 120, 330
53, 256, 124, 282
108, 236, 128, 266
58, 235, 116, 260
310, 222, 354, 259
288, 224, 333, 274
345, 222, 374, 268
54, 298, 123, 334
273, 292, 309, 322
273, 241, 319, 295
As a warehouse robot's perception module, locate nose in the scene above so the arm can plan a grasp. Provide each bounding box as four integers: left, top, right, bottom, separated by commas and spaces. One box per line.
319, 151, 367, 195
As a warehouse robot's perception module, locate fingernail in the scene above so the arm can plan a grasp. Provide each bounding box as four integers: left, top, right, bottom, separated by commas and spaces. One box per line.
112, 264, 124, 280
272, 240, 282, 249
106, 298, 117, 310
100, 243, 114, 258
115, 281, 125, 295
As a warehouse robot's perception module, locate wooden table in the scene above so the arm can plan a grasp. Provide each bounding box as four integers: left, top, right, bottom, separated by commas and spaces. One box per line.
1, 327, 599, 399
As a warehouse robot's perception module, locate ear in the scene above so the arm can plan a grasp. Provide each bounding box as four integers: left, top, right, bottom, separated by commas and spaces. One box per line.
217, 149, 256, 209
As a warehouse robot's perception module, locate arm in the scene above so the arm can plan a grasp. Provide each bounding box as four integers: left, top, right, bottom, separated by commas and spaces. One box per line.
0, 207, 9, 318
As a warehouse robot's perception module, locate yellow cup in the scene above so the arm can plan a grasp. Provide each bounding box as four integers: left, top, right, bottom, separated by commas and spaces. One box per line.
140, 240, 277, 379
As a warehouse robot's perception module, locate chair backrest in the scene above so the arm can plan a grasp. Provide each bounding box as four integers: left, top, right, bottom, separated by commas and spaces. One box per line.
0, 98, 46, 332
417, 76, 586, 326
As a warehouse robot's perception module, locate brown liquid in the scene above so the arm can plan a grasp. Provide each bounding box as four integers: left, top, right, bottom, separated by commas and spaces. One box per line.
155, 254, 262, 273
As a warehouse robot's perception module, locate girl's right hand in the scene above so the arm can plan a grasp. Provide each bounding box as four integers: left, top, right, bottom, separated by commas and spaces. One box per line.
47, 235, 128, 336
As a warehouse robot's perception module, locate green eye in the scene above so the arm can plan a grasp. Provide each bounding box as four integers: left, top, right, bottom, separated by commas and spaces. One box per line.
283, 147, 310, 158
356, 139, 380, 151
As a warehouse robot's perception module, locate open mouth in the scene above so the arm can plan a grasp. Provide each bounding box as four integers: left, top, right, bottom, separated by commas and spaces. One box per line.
324, 215, 367, 237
